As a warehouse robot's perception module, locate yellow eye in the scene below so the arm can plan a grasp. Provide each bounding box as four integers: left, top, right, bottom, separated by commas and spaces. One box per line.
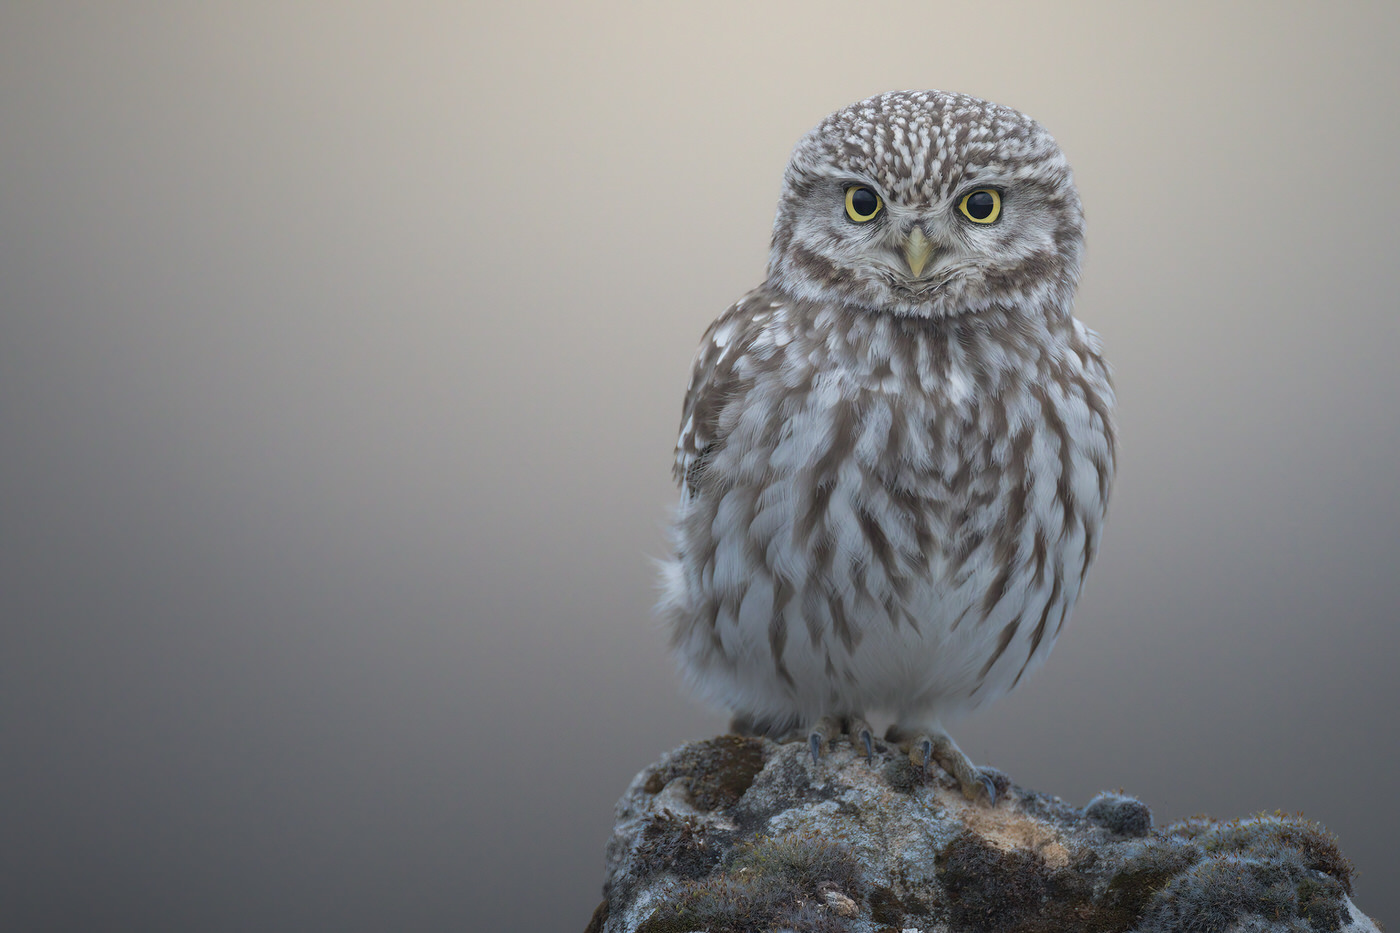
844, 186, 882, 223
958, 188, 1002, 224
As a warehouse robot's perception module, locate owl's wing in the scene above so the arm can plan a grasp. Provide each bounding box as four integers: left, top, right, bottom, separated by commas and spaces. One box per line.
673, 291, 769, 498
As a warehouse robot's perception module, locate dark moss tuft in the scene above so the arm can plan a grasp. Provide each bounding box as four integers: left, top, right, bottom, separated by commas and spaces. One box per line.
936, 832, 1046, 930
1084, 792, 1153, 837
867, 884, 904, 925
689, 735, 768, 810
936, 830, 1096, 932
630, 811, 730, 882
645, 736, 768, 812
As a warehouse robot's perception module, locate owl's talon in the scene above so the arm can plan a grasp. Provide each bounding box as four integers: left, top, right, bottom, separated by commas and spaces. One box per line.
890, 727, 995, 804
976, 772, 998, 807
808, 714, 842, 762
912, 736, 935, 775
845, 714, 875, 761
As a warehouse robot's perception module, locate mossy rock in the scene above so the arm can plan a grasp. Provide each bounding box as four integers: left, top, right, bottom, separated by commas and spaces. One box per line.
640, 735, 767, 811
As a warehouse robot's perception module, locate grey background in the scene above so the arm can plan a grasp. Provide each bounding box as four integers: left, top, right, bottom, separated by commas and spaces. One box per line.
2, 3, 1396, 930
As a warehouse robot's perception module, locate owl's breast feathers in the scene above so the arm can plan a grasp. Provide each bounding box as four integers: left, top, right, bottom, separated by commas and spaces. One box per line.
676, 285, 1113, 505
668, 284, 1114, 715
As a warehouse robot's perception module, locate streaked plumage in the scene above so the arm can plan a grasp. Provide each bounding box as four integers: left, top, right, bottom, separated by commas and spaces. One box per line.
659, 91, 1115, 798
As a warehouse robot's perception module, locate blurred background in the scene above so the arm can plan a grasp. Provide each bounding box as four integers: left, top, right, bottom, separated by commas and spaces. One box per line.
2, 2, 1396, 930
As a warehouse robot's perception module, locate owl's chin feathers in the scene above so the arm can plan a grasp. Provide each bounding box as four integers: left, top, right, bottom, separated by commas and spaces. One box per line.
766, 261, 1064, 322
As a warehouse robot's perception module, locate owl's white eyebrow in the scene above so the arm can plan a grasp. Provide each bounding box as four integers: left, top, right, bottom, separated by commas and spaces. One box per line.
954, 181, 1009, 195
831, 175, 885, 195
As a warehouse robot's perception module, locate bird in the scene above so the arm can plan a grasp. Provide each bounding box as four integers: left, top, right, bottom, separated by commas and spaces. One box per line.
658, 90, 1115, 802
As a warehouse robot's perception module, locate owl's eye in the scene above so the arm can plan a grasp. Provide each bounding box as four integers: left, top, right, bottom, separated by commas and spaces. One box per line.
958, 188, 1002, 224
844, 186, 883, 223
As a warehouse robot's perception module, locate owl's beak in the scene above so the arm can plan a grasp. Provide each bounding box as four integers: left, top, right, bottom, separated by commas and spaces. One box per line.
904, 228, 934, 278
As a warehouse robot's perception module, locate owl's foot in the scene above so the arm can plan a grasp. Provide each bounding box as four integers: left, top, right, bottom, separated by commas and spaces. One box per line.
887, 725, 997, 805
808, 713, 876, 763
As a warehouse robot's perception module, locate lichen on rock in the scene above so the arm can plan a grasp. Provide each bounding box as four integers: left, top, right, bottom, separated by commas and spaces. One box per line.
591, 737, 1377, 933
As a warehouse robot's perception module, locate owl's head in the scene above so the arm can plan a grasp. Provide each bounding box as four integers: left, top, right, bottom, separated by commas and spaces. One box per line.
768, 90, 1084, 320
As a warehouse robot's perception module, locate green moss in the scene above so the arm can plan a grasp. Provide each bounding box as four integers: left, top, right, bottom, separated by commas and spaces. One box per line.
636, 874, 789, 933
1161, 815, 1215, 842
727, 833, 864, 896
1098, 837, 1202, 919
637, 873, 849, 933
636, 832, 861, 933
1136, 849, 1348, 933
1296, 873, 1347, 932
1192, 813, 1353, 894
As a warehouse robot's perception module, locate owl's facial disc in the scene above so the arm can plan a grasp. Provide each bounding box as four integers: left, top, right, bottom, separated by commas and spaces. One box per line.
767, 90, 1085, 318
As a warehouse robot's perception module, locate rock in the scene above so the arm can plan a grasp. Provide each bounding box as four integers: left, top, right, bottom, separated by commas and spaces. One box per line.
591, 736, 1377, 933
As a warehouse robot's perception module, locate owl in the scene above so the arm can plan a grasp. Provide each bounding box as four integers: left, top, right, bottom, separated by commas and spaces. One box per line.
659, 91, 1115, 802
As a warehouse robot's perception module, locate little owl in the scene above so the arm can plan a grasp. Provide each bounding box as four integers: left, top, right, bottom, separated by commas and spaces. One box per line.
659, 91, 1115, 802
